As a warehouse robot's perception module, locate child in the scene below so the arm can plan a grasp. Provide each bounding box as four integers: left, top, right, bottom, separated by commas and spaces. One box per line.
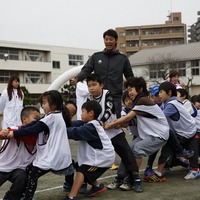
64, 100, 115, 200
154, 82, 199, 180
0, 106, 40, 200
63, 100, 77, 192
86, 74, 143, 192
105, 77, 169, 186
191, 95, 200, 158
0, 90, 73, 200
177, 88, 197, 117
150, 85, 162, 106
65, 100, 77, 120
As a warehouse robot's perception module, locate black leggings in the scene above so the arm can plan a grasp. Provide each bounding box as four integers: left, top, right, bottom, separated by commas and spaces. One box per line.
24, 165, 49, 200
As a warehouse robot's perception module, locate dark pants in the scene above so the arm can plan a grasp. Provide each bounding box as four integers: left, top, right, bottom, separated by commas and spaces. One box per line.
113, 96, 122, 118
158, 134, 199, 168
24, 165, 49, 200
111, 132, 138, 173
0, 169, 27, 200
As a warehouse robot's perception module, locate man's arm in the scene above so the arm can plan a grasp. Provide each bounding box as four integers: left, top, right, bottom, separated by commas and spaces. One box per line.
76, 56, 94, 82
123, 57, 134, 80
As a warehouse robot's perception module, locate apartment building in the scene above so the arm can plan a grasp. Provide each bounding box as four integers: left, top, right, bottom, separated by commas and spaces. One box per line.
0, 40, 97, 103
188, 11, 200, 43
116, 12, 187, 57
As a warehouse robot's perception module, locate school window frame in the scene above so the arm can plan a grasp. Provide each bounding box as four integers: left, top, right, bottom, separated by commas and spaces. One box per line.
0, 71, 18, 83
0, 48, 19, 60
68, 54, 84, 66
191, 60, 200, 76
149, 64, 166, 79
52, 61, 60, 69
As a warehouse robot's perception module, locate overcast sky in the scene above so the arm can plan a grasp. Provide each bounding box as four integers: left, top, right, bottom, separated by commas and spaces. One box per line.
0, 0, 200, 50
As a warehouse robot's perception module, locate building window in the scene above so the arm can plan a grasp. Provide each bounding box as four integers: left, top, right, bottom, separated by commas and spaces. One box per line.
119, 32, 126, 37
52, 61, 60, 69
0, 48, 19, 60
25, 51, 43, 61
191, 60, 199, 67
191, 60, 200, 75
0, 71, 18, 83
192, 68, 199, 76
169, 62, 186, 76
120, 43, 126, 48
25, 72, 44, 84
68, 54, 84, 66
149, 64, 165, 79
173, 17, 179, 21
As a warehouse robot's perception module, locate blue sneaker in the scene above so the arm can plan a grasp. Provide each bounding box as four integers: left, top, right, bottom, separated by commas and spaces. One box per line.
143, 167, 154, 181
63, 182, 72, 192
79, 182, 87, 194
86, 183, 106, 197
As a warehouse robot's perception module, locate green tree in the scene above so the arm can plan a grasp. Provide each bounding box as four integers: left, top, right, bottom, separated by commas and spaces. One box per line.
21, 86, 32, 106
61, 82, 76, 102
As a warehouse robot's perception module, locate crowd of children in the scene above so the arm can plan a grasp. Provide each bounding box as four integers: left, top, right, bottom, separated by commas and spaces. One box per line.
1, 72, 200, 200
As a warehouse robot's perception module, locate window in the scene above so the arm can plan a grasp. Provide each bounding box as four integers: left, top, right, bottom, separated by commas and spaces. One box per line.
192, 68, 199, 76
52, 61, 60, 69
0, 48, 19, 60
173, 17, 179, 21
149, 64, 166, 79
0, 71, 18, 83
25, 51, 43, 61
120, 43, 126, 48
25, 72, 44, 84
191, 60, 200, 75
119, 32, 126, 37
169, 62, 186, 76
68, 54, 84, 66
191, 60, 199, 67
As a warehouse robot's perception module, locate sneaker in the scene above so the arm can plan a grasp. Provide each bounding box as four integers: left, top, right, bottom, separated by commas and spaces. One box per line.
79, 182, 87, 194
184, 170, 200, 180
144, 173, 166, 182
119, 177, 133, 191
86, 183, 107, 197
133, 179, 143, 192
107, 177, 123, 190
63, 182, 72, 192
180, 157, 190, 165
64, 196, 78, 200
143, 168, 154, 181
176, 149, 194, 159
110, 164, 119, 170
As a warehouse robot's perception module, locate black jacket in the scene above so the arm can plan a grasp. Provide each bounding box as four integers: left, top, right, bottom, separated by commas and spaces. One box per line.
77, 49, 134, 98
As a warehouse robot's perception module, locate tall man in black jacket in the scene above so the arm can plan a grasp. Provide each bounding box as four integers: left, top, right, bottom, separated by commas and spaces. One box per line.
76, 29, 134, 118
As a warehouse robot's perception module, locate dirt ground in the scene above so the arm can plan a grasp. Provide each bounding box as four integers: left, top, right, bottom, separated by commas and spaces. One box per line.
1, 135, 200, 200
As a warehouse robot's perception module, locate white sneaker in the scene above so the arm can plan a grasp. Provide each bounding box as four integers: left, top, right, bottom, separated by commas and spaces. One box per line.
107, 179, 123, 190
184, 170, 200, 180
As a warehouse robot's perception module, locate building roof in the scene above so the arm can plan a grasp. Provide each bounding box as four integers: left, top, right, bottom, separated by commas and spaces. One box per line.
129, 42, 200, 66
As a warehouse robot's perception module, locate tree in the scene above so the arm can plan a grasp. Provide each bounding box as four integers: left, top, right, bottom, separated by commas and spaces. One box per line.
21, 86, 32, 106
60, 82, 76, 102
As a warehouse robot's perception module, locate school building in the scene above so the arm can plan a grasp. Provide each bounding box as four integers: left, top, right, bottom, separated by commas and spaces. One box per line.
129, 41, 200, 96
0, 40, 97, 103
